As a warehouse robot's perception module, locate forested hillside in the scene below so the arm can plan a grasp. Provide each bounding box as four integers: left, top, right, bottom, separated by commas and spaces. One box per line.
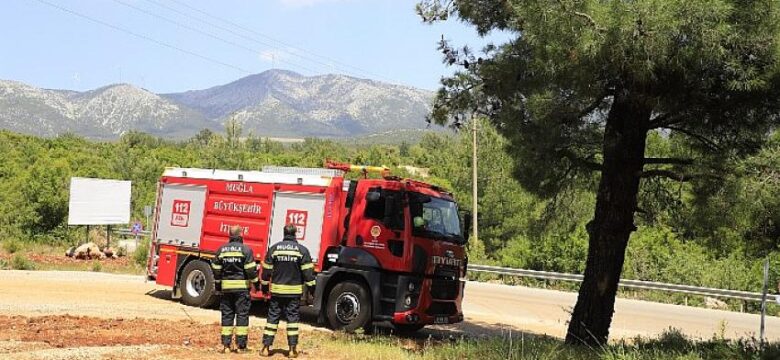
0, 121, 777, 308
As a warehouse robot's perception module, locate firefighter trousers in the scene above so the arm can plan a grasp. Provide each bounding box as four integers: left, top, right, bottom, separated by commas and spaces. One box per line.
220, 291, 251, 348
262, 296, 300, 347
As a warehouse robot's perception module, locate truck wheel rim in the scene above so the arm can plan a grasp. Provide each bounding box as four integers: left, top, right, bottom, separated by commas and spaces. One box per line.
335, 292, 360, 324
186, 269, 206, 298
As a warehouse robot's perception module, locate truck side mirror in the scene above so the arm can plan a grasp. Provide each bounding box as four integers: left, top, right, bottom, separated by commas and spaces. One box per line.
460, 210, 472, 241
366, 191, 381, 202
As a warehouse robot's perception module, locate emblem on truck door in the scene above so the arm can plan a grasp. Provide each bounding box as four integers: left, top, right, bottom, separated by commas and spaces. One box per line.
370, 226, 381, 238
363, 226, 385, 250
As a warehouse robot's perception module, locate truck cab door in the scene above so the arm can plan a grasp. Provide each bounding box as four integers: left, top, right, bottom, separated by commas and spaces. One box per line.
344, 181, 406, 271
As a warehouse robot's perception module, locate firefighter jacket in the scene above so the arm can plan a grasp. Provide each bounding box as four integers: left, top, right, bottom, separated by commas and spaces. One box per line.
212, 236, 259, 292
261, 235, 316, 297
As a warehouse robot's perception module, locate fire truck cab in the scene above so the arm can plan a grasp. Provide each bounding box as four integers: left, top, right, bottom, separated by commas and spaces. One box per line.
146, 164, 469, 332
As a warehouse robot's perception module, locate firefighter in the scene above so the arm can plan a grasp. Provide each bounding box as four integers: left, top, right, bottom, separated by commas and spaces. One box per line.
259, 224, 316, 358
211, 225, 259, 353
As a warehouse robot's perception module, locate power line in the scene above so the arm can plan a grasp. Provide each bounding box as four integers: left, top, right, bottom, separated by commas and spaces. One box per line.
154, 0, 401, 84
141, 0, 340, 76
34, 0, 251, 74
111, 0, 321, 75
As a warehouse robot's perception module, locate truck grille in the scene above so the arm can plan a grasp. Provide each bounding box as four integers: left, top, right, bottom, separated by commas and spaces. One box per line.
434, 265, 458, 279
425, 301, 457, 316
430, 278, 459, 300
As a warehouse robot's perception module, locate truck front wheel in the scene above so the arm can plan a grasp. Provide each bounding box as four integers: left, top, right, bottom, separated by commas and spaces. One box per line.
326, 281, 372, 332
179, 260, 217, 308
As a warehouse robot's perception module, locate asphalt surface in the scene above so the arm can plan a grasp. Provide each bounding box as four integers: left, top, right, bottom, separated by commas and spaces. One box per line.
462, 281, 780, 341
1, 270, 777, 341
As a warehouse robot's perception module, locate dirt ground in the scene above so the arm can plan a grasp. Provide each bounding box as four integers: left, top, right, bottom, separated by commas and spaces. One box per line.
0, 314, 439, 360
0, 315, 315, 359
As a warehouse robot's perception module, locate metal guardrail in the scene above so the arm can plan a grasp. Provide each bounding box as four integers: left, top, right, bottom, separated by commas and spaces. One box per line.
468, 264, 766, 302
113, 228, 151, 237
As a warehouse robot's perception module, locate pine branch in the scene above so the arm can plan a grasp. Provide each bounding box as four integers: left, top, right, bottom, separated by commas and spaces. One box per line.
647, 113, 684, 129
640, 169, 692, 182
574, 11, 601, 30
643, 157, 694, 166
663, 125, 721, 151
576, 93, 609, 119
558, 149, 603, 172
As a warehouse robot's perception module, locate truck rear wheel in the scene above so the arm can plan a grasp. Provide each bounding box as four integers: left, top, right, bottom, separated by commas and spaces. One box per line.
179, 260, 217, 308
326, 281, 372, 332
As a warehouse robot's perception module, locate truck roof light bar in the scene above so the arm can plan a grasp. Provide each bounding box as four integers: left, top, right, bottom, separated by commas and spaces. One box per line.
262, 165, 344, 178
325, 160, 390, 178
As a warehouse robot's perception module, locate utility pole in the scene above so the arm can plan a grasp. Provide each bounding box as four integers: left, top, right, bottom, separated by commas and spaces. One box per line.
760, 257, 769, 345
471, 117, 478, 243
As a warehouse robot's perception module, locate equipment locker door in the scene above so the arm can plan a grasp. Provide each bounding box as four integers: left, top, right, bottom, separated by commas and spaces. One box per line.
156, 183, 207, 247
268, 192, 325, 262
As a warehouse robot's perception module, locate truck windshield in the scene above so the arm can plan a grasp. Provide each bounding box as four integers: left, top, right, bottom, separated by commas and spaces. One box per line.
409, 192, 464, 244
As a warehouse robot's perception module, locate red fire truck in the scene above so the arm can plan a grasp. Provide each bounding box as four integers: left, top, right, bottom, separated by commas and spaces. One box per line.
146, 162, 469, 332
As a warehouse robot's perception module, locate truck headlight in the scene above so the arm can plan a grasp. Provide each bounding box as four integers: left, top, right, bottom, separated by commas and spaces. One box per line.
404, 295, 412, 307
408, 282, 415, 292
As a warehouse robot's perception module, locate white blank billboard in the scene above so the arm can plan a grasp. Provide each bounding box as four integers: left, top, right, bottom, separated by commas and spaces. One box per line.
67, 177, 131, 225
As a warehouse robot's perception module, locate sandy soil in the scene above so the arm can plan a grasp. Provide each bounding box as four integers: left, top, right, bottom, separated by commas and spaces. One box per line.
0, 315, 307, 359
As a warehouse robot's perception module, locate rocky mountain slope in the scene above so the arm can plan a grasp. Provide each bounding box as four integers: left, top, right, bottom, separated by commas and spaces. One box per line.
0, 70, 434, 139
0, 80, 211, 139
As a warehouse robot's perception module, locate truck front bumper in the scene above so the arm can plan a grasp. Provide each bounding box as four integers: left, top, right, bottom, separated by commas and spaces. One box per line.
392, 309, 464, 325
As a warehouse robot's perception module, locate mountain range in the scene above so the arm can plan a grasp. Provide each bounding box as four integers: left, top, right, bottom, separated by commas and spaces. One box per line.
0, 69, 435, 139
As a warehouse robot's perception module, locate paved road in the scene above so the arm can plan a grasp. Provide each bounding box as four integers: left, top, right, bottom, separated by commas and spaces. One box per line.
462, 281, 780, 341
0, 270, 777, 341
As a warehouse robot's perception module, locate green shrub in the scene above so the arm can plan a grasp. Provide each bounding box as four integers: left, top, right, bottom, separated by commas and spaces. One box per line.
2, 239, 21, 254
11, 254, 36, 270
133, 240, 149, 268
91, 260, 102, 272
0, 259, 8, 269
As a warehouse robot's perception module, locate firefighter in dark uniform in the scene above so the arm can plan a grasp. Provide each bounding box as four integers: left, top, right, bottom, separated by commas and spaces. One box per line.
259, 224, 316, 358
211, 225, 259, 353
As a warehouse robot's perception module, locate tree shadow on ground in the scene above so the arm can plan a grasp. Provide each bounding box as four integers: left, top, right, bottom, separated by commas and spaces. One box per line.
144, 288, 534, 342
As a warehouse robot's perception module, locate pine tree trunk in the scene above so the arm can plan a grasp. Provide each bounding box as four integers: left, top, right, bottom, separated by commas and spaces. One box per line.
565, 90, 652, 346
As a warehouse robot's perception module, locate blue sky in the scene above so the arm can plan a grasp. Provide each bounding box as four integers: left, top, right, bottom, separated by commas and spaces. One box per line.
0, 0, 510, 93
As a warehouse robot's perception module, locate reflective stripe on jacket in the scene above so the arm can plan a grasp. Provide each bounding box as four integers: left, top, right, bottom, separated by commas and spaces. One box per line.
261, 235, 316, 297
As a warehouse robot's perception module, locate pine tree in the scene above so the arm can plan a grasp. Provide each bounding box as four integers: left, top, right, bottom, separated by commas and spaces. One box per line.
418, 0, 780, 345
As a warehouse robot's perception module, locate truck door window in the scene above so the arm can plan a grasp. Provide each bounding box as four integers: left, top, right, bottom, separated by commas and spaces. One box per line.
409, 192, 464, 244
364, 187, 404, 230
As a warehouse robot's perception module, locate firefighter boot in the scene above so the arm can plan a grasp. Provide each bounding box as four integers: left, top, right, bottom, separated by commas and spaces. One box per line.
288, 345, 299, 358
259, 346, 271, 357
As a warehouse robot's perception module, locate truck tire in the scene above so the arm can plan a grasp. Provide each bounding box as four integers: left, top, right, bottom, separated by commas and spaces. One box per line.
326, 281, 372, 332
179, 260, 217, 308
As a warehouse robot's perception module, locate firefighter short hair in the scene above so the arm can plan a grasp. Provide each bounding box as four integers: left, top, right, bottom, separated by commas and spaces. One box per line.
229, 225, 243, 237
283, 224, 297, 237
